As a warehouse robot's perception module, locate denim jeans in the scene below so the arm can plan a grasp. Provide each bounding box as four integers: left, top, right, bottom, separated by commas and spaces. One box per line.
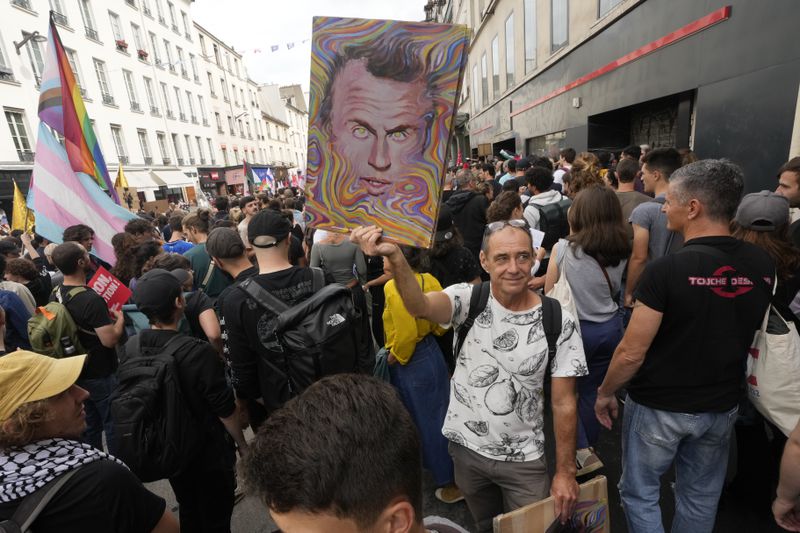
389, 334, 454, 487
620, 397, 738, 533
576, 315, 623, 449
77, 374, 118, 455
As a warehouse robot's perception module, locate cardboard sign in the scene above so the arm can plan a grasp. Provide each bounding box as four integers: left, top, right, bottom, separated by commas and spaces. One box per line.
493, 476, 610, 533
304, 17, 470, 248
88, 267, 132, 313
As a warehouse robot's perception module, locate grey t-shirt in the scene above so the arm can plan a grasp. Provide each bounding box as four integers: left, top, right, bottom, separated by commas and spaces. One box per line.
309, 240, 367, 285
629, 194, 672, 260
555, 239, 625, 322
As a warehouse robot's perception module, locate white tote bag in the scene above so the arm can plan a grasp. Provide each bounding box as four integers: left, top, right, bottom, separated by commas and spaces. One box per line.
746, 301, 800, 437
545, 240, 582, 337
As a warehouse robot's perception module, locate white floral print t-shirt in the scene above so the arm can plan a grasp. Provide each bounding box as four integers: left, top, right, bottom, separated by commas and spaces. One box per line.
440, 283, 587, 462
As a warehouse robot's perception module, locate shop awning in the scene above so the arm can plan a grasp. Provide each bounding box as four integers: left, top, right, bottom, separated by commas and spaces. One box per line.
126, 170, 164, 190
150, 170, 194, 188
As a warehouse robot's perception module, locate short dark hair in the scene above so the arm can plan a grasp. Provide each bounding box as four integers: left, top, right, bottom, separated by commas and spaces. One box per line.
62, 224, 94, 243
147, 252, 191, 272
530, 156, 554, 171
525, 166, 554, 192
124, 218, 155, 237
5, 258, 38, 281
214, 196, 229, 211
168, 214, 185, 232
670, 159, 744, 223
641, 147, 682, 180
243, 375, 422, 529
560, 148, 576, 164
52, 242, 85, 275
622, 145, 642, 160
480, 162, 494, 175
778, 157, 800, 181
506, 159, 517, 172
240, 195, 256, 206
615, 159, 639, 183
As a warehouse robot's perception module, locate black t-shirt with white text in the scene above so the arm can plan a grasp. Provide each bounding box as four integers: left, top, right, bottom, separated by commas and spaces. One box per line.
55, 286, 115, 379
629, 236, 773, 413
0, 460, 165, 532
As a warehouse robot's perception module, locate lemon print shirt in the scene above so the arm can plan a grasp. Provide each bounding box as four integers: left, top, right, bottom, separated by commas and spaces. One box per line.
439, 283, 587, 462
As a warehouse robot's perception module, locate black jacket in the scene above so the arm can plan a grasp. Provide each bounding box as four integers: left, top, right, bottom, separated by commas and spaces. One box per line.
447, 191, 489, 254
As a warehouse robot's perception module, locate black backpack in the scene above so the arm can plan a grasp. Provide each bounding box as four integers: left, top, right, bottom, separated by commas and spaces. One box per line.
110, 334, 202, 482
534, 195, 572, 251
238, 268, 370, 401
454, 282, 562, 364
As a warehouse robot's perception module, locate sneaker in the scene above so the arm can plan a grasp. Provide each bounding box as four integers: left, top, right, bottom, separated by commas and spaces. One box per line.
576, 448, 604, 477
435, 485, 465, 504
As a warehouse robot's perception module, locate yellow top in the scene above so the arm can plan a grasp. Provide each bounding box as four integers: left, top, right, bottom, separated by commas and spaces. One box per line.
383, 273, 447, 365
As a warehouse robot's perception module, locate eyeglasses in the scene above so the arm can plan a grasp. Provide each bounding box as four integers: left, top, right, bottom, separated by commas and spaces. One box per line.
484, 219, 530, 235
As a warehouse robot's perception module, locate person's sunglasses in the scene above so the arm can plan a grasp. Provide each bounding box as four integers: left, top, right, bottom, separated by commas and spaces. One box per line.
484, 219, 530, 235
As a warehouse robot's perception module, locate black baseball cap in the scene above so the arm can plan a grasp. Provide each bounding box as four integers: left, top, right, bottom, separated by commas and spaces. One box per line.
133, 268, 189, 316
248, 210, 292, 248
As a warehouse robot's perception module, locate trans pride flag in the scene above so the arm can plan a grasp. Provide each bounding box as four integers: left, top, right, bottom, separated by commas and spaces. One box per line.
30, 15, 135, 264
38, 15, 118, 203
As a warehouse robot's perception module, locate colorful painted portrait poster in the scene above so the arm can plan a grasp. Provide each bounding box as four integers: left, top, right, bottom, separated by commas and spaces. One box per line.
304, 17, 469, 247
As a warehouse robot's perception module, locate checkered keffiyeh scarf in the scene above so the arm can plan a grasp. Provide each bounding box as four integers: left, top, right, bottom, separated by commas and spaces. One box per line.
0, 438, 127, 503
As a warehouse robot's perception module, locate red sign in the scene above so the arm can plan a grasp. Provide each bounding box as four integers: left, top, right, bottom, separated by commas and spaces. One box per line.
88, 267, 132, 313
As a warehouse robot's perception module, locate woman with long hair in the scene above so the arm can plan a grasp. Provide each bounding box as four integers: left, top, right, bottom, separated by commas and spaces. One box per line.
545, 185, 631, 475
486, 191, 523, 223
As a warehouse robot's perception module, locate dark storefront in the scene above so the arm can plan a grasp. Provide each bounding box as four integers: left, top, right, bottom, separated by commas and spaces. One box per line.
469, 0, 800, 192
198, 168, 227, 198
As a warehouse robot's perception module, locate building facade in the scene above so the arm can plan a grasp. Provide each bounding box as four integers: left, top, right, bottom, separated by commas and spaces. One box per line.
0, 0, 217, 212
432, 0, 800, 191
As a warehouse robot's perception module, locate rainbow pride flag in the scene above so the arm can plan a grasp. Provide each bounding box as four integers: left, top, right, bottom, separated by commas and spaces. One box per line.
38, 14, 118, 203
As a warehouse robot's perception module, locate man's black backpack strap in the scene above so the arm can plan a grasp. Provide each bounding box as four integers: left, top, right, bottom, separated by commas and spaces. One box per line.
0, 468, 81, 533
238, 278, 289, 314
453, 282, 491, 359
540, 294, 563, 362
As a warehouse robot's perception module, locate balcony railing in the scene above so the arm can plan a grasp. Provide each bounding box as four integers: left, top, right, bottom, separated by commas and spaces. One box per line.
190, 116, 198, 124
179, 113, 186, 121
102, 93, 115, 106
118, 155, 129, 165
19, 151, 35, 162
125, 0, 136, 7
51, 11, 68, 26
162, 157, 171, 165
200, 158, 206, 165
158, 15, 166, 25
144, 156, 153, 165
85, 27, 99, 41
172, 24, 179, 33
143, 6, 151, 16
202, 119, 209, 127
189, 157, 195, 165
150, 106, 160, 116
193, 75, 200, 83
177, 158, 185, 165
0, 67, 15, 82
11, 0, 31, 10
130, 101, 141, 112
166, 111, 175, 119
168, 64, 176, 73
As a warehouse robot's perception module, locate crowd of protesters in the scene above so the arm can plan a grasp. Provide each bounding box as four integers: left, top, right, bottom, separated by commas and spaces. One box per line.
1, 151, 800, 533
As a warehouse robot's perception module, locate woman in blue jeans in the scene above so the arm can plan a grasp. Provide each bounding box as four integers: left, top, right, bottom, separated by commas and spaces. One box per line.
383, 247, 462, 504
545, 185, 631, 475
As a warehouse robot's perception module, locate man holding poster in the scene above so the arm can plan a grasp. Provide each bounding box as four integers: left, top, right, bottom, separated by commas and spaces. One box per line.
304, 17, 469, 248
51, 242, 125, 454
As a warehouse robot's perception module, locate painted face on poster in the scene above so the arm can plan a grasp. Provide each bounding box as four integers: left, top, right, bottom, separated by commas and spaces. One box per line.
304, 17, 469, 248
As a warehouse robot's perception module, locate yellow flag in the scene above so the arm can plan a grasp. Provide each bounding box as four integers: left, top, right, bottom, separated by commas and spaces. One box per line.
115, 162, 129, 189
11, 180, 34, 233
